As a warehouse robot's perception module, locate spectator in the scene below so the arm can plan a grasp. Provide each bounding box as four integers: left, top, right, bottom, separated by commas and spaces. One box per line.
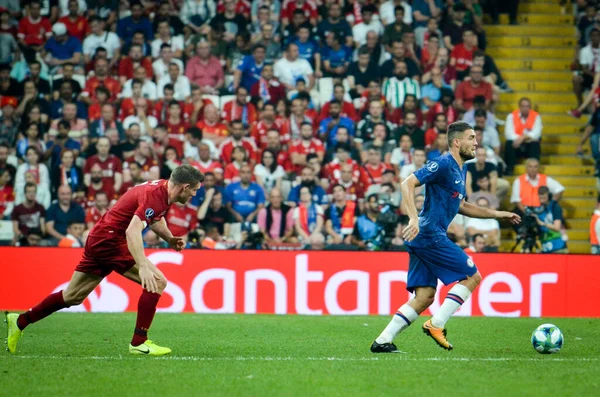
17, 0, 52, 58
288, 166, 328, 207
380, 40, 420, 80
125, 140, 160, 181
263, 129, 293, 171
323, 143, 360, 183
399, 147, 426, 183
427, 131, 448, 160
472, 49, 509, 92
57, 220, 85, 247
390, 134, 414, 174
57, 0, 88, 41
50, 81, 86, 121
468, 175, 499, 210
0, 142, 16, 184
455, 65, 493, 112
15, 146, 50, 207
293, 185, 325, 246
16, 80, 51, 123
232, 45, 265, 92
11, 181, 46, 244
153, 44, 185, 82
325, 184, 359, 245
257, 187, 295, 243
450, 29, 477, 80
225, 164, 265, 223
361, 123, 395, 164
443, 3, 471, 51
331, 162, 366, 202
250, 103, 283, 150
178, 0, 214, 33
51, 63, 81, 99
117, 1, 153, 44
420, 32, 441, 71
85, 190, 109, 230
350, 193, 382, 249
466, 147, 509, 203
383, 60, 421, 110
382, 5, 412, 46
43, 22, 82, 73
192, 171, 223, 208
282, 0, 317, 27
83, 17, 121, 67
320, 31, 352, 80
151, 20, 184, 60
465, 197, 500, 250
533, 186, 568, 253
360, 148, 392, 189
352, 5, 384, 47
16, 122, 46, 160
421, 67, 450, 111
45, 184, 85, 243
424, 112, 447, 148
394, 111, 426, 149
0, 11, 17, 64
356, 100, 394, 145
464, 233, 486, 253
85, 163, 117, 208
123, 97, 158, 137
473, 109, 501, 156
0, 64, 22, 98
185, 40, 225, 95
573, 28, 600, 108
254, 148, 285, 195
122, 160, 148, 192
0, 97, 19, 146
89, 104, 125, 141
226, 31, 253, 75
0, 168, 14, 218
221, 87, 258, 127
197, 104, 229, 145
504, 98, 542, 175
83, 137, 123, 193
223, 146, 247, 184
165, 201, 198, 241
462, 95, 496, 129
274, 42, 315, 91
157, 62, 191, 101
319, 84, 357, 123
289, 122, 325, 175
318, 99, 355, 146
510, 158, 565, 213
121, 66, 158, 101
45, 120, 81, 169
49, 147, 83, 199
579, 107, 600, 176
317, 2, 353, 47
591, 195, 600, 254
219, 119, 257, 164
23, 60, 51, 100
347, 47, 380, 98
210, 0, 250, 43
82, 58, 122, 103
118, 44, 153, 85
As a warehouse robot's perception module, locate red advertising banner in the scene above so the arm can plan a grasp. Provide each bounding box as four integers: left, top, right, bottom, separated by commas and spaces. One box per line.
0, 248, 598, 317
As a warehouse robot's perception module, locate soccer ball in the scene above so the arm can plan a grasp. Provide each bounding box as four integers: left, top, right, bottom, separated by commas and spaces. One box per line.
531, 324, 564, 354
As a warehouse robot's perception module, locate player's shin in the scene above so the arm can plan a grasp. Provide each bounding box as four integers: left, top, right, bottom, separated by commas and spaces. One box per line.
430, 284, 471, 329
17, 291, 69, 330
375, 304, 419, 344
131, 290, 162, 346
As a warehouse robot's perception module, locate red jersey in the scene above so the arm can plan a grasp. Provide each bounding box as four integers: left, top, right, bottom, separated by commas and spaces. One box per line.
219, 138, 257, 164
120, 98, 154, 121
391, 107, 424, 128
84, 76, 122, 101
280, 114, 316, 143
426, 103, 459, 126
165, 203, 198, 237
319, 101, 358, 123
85, 183, 117, 209
0, 185, 14, 216
85, 206, 107, 225
288, 138, 325, 174
260, 148, 293, 173
58, 15, 89, 42
327, 180, 365, 202
126, 156, 159, 175
165, 119, 190, 158
455, 80, 493, 111
221, 101, 258, 126
189, 159, 223, 175
196, 120, 229, 137
282, 0, 318, 21
118, 57, 154, 81
216, 0, 251, 18
88, 102, 102, 122
250, 119, 283, 150
323, 158, 361, 184
425, 127, 445, 147
18, 16, 52, 46
451, 43, 475, 72
360, 163, 391, 188
83, 154, 123, 187
90, 179, 171, 239
183, 99, 213, 122
250, 79, 287, 105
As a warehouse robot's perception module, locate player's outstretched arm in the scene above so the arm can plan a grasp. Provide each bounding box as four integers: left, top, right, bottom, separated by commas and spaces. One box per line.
459, 200, 521, 225
400, 175, 422, 242
151, 218, 185, 251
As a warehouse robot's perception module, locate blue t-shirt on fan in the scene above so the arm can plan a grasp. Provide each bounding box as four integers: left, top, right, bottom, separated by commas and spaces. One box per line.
225, 182, 266, 218
237, 56, 264, 91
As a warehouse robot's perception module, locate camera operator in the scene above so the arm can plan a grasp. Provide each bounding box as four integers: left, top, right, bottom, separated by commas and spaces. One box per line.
533, 186, 567, 253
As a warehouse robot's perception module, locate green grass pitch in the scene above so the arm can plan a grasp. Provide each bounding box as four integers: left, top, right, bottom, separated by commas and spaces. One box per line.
1, 314, 599, 396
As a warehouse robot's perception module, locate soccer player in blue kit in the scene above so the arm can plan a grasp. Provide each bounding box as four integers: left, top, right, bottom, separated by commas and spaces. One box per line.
371, 122, 521, 352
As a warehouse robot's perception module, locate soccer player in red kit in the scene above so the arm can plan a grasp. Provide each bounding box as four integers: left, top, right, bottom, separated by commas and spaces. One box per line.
5, 165, 205, 356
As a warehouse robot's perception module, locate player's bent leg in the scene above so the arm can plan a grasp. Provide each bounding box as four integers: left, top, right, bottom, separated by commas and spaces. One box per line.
371, 287, 436, 353
5, 271, 102, 354
121, 264, 171, 356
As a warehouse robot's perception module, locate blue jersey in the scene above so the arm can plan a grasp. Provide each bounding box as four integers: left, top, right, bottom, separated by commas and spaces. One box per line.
225, 182, 266, 218
237, 55, 264, 91
408, 153, 466, 246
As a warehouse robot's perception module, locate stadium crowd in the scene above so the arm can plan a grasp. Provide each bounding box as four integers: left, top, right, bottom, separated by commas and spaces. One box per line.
0, 0, 574, 253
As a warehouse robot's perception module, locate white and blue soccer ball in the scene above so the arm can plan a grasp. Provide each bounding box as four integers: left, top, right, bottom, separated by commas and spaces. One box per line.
531, 323, 564, 354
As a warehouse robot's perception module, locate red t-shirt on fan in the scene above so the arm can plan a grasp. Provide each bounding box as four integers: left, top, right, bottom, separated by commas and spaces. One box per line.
450, 43, 474, 72
85, 183, 117, 209
360, 163, 391, 188
89, 179, 171, 239
165, 203, 198, 237
83, 154, 123, 187
85, 206, 106, 225
288, 138, 325, 175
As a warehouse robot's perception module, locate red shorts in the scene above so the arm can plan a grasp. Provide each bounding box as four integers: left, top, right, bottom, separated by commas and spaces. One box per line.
75, 233, 136, 278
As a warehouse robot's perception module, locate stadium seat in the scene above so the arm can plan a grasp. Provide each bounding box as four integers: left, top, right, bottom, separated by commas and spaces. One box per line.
0, 220, 14, 242
203, 94, 220, 109
220, 95, 235, 111
318, 77, 334, 106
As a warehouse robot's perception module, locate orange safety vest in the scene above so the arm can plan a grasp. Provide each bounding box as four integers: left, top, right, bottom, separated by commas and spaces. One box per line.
512, 110, 539, 136
340, 200, 356, 235
519, 174, 547, 207
590, 212, 600, 245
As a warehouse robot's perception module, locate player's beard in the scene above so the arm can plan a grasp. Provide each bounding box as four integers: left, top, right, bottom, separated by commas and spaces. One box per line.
459, 145, 475, 160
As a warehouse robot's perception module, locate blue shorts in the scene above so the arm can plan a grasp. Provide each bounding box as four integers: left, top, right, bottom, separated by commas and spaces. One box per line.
406, 237, 478, 292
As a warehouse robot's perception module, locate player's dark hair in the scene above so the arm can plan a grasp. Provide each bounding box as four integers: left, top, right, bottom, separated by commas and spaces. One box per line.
447, 122, 472, 146
170, 164, 205, 185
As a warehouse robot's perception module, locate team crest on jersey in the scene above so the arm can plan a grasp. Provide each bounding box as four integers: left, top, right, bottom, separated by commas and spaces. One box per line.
427, 162, 439, 172
145, 208, 155, 219
467, 258, 475, 268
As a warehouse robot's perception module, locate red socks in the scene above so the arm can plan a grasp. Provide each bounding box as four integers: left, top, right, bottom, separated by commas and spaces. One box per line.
131, 290, 161, 346
17, 291, 68, 330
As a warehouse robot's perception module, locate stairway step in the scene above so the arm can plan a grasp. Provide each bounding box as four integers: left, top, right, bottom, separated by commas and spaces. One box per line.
499, 91, 574, 104
502, 70, 572, 82
495, 59, 571, 71
544, 143, 590, 155
509, 81, 572, 92
488, 36, 576, 48
517, 14, 573, 25
541, 155, 595, 166
496, 114, 585, 128
496, 103, 573, 113
544, 135, 585, 144
561, 187, 598, 198
519, 2, 563, 13
501, 229, 589, 240
504, 175, 597, 188
488, 47, 573, 60
565, 219, 593, 229
513, 164, 595, 176
486, 25, 575, 36
500, 240, 590, 254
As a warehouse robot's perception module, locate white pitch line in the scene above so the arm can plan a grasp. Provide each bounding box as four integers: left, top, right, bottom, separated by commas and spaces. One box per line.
2, 355, 598, 363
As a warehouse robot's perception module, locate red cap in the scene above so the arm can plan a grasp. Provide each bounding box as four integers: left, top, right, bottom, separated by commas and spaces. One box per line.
1, 96, 18, 108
